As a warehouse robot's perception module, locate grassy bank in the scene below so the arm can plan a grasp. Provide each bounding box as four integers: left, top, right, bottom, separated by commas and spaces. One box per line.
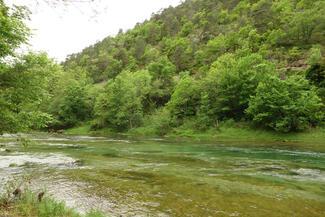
64, 123, 325, 145
0, 189, 103, 217
168, 126, 325, 143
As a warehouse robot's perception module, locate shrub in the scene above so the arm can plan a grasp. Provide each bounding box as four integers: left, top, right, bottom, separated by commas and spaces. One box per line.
308, 45, 322, 65
146, 109, 172, 136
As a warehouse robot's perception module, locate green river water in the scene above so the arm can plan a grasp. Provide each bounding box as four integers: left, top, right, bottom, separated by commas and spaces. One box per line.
0, 134, 324, 217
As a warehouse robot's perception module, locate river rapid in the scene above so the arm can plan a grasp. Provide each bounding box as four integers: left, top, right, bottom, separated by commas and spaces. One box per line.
0, 133, 324, 216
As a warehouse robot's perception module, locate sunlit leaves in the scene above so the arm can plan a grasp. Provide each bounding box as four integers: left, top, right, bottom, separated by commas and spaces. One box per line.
0, 1, 29, 59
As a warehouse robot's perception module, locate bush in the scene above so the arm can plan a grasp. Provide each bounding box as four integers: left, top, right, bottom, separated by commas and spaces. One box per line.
146, 109, 172, 136
57, 83, 92, 128
128, 109, 172, 136
288, 47, 302, 62
308, 45, 322, 65
147, 56, 176, 107
247, 75, 323, 132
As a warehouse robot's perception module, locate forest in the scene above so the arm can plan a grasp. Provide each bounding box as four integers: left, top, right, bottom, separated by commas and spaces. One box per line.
1, 0, 324, 136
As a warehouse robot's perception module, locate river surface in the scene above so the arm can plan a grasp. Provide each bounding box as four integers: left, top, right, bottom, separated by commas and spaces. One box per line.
0, 133, 324, 217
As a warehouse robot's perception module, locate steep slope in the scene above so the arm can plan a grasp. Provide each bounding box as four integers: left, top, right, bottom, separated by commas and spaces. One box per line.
63, 0, 324, 82
53, 0, 324, 133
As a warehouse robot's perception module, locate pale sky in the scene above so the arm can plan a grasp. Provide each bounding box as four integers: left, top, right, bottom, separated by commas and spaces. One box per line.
5, 0, 181, 61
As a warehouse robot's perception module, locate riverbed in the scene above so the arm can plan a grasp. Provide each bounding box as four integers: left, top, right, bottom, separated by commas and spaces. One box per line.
0, 133, 324, 216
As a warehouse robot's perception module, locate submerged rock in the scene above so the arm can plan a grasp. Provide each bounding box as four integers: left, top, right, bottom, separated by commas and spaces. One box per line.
0, 153, 78, 169
291, 168, 325, 181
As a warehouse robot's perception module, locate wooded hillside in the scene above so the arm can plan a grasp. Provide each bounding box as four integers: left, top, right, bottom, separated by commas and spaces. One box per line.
1, 0, 324, 134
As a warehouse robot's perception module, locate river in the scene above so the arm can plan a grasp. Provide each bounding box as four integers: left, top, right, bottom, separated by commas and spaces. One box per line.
0, 133, 324, 216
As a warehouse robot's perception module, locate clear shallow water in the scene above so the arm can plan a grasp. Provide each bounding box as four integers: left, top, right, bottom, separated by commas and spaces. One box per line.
0, 134, 325, 217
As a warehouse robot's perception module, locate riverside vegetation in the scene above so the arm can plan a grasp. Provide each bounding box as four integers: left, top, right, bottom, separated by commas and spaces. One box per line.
0, 0, 324, 136
0, 0, 325, 216
0, 182, 104, 217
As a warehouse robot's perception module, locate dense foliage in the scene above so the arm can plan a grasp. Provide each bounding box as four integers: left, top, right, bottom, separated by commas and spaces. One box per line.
93, 70, 152, 131
0, 0, 29, 59
0, 53, 60, 133
0, 0, 58, 133
0, 0, 324, 134
247, 75, 323, 132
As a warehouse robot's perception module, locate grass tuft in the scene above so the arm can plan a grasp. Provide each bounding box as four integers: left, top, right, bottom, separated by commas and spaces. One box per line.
0, 184, 105, 217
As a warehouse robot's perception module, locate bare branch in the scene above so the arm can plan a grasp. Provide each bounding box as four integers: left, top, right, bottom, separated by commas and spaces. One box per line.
8, 0, 105, 20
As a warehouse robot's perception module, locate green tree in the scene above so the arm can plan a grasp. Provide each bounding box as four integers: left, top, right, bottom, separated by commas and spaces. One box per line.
247, 75, 323, 132
0, 53, 58, 132
94, 70, 152, 131
133, 36, 147, 62
148, 56, 176, 107
206, 53, 275, 120
143, 22, 161, 44
168, 74, 201, 124
57, 83, 91, 128
0, 1, 58, 134
47, 67, 92, 128
0, 1, 29, 59
163, 37, 193, 72
282, 0, 325, 44
103, 55, 123, 79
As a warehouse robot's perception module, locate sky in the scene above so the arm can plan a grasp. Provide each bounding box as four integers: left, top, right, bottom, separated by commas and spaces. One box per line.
5, 0, 182, 61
